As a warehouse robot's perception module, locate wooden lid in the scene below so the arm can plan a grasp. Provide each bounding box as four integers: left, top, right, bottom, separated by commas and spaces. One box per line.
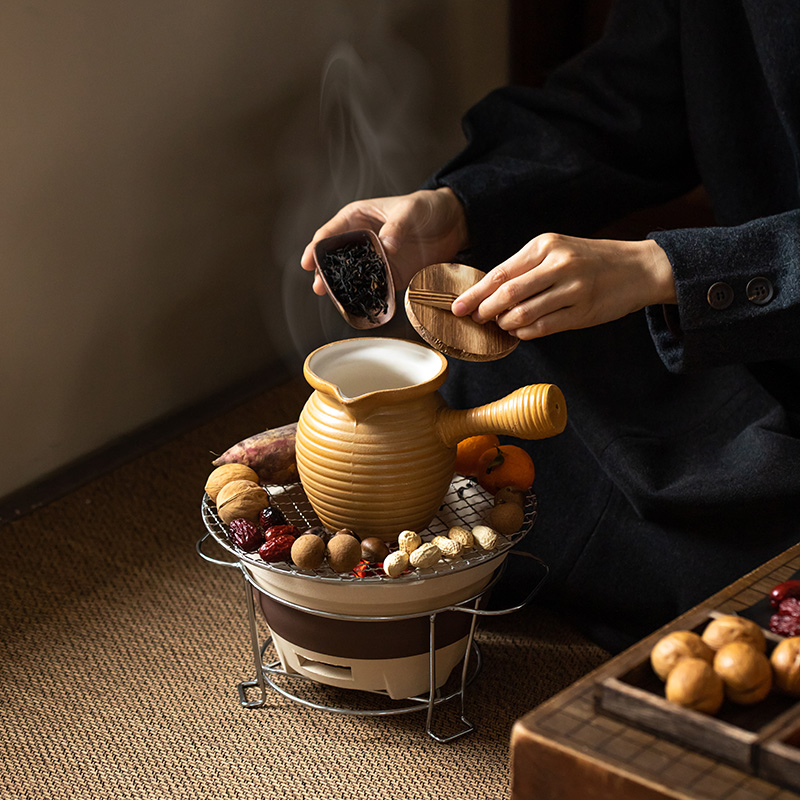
404, 263, 519, 362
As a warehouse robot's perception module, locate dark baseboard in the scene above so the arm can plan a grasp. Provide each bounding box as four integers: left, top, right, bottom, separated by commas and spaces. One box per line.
0, 362, 292, 526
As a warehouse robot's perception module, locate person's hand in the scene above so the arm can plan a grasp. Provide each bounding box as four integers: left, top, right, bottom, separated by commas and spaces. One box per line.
451, 233, 676, 339
300, 188, 469, 294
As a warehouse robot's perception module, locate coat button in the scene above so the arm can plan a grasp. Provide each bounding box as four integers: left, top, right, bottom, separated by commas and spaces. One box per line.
707, 281, 734, 310
746, 276, 774, 305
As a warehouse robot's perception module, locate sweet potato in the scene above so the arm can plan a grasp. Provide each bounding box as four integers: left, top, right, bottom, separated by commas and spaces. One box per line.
212, 422, 298, 484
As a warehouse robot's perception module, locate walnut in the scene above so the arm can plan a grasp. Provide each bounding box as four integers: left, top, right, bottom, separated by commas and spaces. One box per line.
216, 479, 270, 524
713, 641, 772, 704
771, 637, 800, 696
665, 657, 724, 715
701, 615, 766, 652
205, 463, 260, 502
650, 631, 714, 681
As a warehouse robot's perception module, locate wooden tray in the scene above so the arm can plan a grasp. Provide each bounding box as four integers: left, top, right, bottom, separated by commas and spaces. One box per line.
759, 718, 800, 791
594, 608, 800, 773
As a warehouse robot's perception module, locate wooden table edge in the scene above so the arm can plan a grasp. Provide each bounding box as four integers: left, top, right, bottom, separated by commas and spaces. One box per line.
510, 543, 800, 799
511, 721, 694, 800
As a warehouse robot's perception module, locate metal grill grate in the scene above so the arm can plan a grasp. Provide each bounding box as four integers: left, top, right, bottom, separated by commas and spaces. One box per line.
202, 476, 537, 584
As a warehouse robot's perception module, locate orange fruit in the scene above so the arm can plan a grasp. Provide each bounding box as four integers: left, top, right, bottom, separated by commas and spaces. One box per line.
475, 445, 535, 495
454, 434, 500, 477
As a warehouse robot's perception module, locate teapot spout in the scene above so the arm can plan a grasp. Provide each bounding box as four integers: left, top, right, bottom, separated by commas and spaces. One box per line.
435, 384, 567, 447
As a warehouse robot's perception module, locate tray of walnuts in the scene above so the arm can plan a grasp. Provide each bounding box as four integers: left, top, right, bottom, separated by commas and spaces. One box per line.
594, 602, 800, 787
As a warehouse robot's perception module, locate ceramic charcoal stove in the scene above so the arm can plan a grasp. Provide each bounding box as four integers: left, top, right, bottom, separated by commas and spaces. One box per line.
200, 477, 540, 703
199, 254, 564, 737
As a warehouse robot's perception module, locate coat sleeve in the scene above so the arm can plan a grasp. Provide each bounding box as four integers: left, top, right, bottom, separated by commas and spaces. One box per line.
429, 0, 800, 375
426, 0, 699, 267
647, 212, 800, 372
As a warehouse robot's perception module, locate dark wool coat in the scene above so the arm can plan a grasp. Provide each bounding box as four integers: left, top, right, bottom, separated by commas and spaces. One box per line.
427, 0, 800, 651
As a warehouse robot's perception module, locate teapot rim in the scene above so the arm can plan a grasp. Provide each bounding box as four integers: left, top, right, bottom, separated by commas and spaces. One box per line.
303, 337, 448, 406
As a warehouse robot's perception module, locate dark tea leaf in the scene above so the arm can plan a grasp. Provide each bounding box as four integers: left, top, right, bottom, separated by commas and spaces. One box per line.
320, 240, 389, 323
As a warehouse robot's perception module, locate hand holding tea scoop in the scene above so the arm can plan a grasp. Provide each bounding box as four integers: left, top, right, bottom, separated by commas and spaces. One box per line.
301, 188, 468, 296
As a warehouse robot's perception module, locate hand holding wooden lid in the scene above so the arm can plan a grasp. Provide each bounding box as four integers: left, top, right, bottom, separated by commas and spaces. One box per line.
405, 263, 519, 362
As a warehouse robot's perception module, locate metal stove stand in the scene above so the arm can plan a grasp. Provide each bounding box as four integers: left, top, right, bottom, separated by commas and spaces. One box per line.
197, 478, 548, 743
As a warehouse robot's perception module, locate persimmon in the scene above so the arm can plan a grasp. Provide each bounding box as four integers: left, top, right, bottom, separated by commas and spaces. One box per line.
475, 445, 535, 495
454, 434, 500, 477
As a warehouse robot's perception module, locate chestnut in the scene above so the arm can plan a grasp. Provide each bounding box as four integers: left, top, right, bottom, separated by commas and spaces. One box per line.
360, 537, 390, 563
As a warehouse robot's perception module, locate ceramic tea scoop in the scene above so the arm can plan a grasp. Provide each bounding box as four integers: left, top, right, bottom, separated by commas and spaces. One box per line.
313, 229, 396, 330
405, 263, 519, 362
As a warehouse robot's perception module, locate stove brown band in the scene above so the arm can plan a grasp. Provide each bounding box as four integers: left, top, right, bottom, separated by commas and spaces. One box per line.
257, 590, 482, 660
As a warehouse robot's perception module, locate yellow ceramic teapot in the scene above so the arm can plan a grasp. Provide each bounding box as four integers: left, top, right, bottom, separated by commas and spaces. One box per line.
295, 337, 566, 541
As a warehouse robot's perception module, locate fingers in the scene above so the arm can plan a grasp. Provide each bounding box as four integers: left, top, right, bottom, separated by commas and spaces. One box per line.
300, 201, 388, 273
377, 216, 409, 258
505, 307, 576, 340
452, 237, 554, 320
450, 232, 593, 335
300, 188, 472, 300
450, 234, 678, 340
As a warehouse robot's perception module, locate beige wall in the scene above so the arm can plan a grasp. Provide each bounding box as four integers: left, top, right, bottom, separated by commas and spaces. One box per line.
0, 0, 508, 500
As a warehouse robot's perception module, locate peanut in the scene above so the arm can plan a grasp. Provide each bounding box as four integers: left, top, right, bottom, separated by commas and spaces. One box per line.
409, 541, 441, 569
472, 524, 499, 551
447, 525, 473, 551
432, 535, 463, 558
382, 550, 409, 578
398, 529, 422, 554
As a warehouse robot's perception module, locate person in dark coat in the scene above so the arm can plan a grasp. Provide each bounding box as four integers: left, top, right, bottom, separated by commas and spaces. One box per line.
301, 0, 800, 652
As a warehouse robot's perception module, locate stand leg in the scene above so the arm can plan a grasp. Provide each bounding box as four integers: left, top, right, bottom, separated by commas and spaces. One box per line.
425, 607, 478, 743
236, 570, 270, 708
457, 608, 481, 723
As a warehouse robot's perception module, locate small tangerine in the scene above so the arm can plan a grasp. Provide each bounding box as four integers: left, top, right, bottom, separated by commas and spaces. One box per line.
475, 445, 535, 495
454, 434, 500, 476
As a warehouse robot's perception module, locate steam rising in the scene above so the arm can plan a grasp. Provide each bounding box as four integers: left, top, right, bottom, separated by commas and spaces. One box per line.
264, 10, 433, 370
321, 42, 407, 205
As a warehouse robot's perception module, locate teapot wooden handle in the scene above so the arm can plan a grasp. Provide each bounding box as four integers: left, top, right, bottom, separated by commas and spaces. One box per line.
435, 384, 567, 447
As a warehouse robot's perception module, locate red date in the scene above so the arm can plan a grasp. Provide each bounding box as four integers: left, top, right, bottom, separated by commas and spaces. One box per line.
259, 506, 287, 529
771, 580, 800, 608
263, 524, 300, 542
258, 533, 295, 563
227, 518, 264, 552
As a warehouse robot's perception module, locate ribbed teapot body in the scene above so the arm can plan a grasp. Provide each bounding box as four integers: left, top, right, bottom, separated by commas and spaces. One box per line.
295, 338, 454, 541
297, 390, 455, 540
